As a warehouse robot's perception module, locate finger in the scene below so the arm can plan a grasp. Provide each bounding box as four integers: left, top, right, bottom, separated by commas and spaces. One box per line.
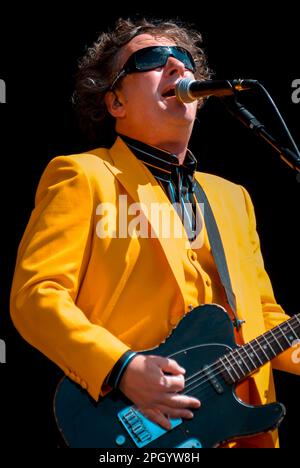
158, 357, 186, 376
162, 394, 201, 409
161, 373, 185, 392
141, 408, 172, 431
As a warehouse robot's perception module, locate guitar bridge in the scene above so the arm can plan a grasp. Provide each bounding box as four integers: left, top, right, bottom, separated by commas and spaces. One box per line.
118, 406, 182, 448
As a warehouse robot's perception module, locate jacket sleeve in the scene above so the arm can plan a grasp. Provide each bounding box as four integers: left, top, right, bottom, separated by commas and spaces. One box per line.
241, 186, 300, 376
10, 156, 130, 401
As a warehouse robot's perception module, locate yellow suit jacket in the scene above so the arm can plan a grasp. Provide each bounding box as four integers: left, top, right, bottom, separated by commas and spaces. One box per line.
10, 137, 299, 447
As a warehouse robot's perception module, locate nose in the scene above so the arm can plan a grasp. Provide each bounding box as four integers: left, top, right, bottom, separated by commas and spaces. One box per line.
163, 56, 186, 77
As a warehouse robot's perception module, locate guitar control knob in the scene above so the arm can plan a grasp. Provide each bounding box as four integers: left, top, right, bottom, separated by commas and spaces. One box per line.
115, 435, 126, 446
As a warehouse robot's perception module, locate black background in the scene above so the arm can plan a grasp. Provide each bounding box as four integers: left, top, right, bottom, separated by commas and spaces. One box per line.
0, 3, 299, 448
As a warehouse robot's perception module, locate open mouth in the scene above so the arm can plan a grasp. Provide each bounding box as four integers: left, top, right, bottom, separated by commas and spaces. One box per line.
162, 88, 176, 98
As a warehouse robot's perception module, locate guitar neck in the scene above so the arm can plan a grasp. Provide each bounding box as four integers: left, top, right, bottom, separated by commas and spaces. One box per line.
220, 313, 300, 384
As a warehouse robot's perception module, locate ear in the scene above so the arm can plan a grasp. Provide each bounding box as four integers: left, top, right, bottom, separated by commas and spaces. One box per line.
104, 91, 125, 118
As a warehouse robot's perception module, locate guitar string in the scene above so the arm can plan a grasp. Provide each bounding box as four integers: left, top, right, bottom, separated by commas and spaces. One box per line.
180, 324, 300, 404
178, 315, 298, 402
181, 321, 300, 398
177, 318, 300, 397
182, 319, 300, 396
187, 378, 249, 405
183, 316, 300, 388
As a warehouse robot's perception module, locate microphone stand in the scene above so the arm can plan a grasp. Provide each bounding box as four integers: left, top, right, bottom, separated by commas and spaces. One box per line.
220, 97, 300, 173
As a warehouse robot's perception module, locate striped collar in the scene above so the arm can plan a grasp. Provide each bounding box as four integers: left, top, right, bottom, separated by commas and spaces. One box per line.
118, 134, 197, 182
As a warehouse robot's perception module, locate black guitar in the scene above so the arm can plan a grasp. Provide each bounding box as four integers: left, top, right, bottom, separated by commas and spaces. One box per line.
54, 304, 300, 448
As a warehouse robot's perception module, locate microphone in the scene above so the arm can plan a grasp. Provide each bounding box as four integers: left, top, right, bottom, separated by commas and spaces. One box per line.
175, 78, 258, 103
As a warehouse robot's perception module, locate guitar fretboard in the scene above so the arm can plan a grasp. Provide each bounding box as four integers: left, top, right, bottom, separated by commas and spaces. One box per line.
219, 313, 300, 383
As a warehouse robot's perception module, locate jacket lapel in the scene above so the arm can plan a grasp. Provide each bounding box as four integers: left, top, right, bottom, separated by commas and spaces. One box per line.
103, 137, 188, 297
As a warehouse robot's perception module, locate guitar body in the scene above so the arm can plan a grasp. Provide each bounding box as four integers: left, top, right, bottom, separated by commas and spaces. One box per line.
54, 304, 285, 448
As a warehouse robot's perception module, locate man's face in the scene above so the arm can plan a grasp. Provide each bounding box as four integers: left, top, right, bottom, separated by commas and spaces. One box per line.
107, 34, 198, 142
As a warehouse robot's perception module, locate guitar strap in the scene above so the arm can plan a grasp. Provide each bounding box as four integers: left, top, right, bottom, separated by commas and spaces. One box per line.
193, 180, 241, 329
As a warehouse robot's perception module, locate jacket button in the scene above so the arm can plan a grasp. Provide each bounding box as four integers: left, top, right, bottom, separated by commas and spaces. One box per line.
205, 278, 211, 287
188, 250, 198, 262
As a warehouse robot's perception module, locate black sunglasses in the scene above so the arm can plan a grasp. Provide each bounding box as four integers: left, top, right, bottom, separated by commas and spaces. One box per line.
110, 46, 196, 90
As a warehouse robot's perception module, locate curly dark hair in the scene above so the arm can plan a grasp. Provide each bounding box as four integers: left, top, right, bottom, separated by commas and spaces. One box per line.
74, 17, 212, 145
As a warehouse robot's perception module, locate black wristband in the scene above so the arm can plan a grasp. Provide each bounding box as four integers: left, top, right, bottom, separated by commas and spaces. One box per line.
106, 350, 137, 389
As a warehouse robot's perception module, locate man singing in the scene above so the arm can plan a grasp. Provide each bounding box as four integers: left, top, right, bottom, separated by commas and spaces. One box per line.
10, 17, 299, 448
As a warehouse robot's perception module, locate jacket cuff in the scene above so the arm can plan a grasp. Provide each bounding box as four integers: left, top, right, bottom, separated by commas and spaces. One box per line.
106, 350, 137, 389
